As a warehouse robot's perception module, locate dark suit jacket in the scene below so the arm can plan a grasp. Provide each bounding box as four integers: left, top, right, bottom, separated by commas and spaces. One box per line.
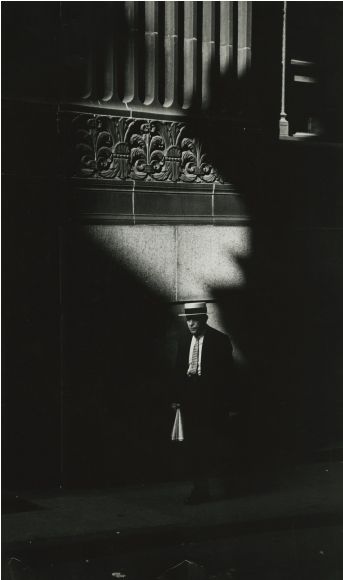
172, 324, 234, 440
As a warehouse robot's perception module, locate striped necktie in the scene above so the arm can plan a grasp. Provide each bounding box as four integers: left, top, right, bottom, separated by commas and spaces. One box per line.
188, 337, 199, 376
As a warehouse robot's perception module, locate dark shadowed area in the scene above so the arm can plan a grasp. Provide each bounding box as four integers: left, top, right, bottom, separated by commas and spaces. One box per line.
2, 2, 343, 579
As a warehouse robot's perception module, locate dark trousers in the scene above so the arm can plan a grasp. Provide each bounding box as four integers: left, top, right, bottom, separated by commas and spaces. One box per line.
180, 375, 217, 490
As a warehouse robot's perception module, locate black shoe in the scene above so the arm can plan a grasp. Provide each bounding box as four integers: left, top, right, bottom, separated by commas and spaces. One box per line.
184, 489, 210, 505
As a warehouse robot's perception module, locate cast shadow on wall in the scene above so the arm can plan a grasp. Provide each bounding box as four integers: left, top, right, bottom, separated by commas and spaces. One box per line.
184, 14, 343, 473
60, 3, 343, 489
61, 227, 177, 487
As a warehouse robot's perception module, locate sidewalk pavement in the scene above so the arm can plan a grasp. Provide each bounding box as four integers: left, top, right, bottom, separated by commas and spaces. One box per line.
3, 460, 343, 555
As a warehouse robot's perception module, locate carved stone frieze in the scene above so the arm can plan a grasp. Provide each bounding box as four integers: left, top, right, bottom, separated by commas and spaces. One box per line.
65, 114, 224, 184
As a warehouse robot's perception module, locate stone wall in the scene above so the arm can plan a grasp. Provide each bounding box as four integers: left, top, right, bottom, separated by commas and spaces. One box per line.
3, 2, 343, 489
85, 223, 250, 308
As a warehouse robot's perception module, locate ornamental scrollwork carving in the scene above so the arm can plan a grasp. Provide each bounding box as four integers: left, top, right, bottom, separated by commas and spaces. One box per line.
73, 116, 114, 178
67, 114, 223, 184
130, 121, 165, 180
154, 121, 184, 182
112, 117, 135, 180
181, 138, 218, 183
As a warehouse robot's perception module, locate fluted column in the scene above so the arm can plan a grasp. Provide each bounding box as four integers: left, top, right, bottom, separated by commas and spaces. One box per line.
164, 1, 179, 108
144, 2, 159, 106
237, 1, 252, 78
220, 1, 234, 75
183, 1, 197, 110
201, 1, 215, 109
102, 8, 122, 104
123, 1, 141, 105
84, 46, 94, 101
61, 0, 251, 115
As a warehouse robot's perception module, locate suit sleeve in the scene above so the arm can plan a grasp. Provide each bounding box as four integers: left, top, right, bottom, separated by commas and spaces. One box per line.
169, 332, 189, 404
214, 333, 235, 413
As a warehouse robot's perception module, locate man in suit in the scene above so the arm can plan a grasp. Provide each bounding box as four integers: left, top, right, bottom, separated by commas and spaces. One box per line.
171, 302, 234, 504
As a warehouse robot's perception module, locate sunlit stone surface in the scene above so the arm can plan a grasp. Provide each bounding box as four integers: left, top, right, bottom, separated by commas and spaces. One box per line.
176, 226, 251, 300
87, 225, 177, 299
87, 225, 251, 302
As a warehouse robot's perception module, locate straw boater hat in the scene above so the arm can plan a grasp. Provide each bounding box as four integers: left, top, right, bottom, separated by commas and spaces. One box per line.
178, 302, 208, 317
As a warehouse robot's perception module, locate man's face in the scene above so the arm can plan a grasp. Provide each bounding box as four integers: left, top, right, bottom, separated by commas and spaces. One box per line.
186, 315, 207, 336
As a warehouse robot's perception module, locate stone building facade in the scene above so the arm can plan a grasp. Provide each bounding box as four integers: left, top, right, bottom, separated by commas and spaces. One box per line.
3, 2, 343, 488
